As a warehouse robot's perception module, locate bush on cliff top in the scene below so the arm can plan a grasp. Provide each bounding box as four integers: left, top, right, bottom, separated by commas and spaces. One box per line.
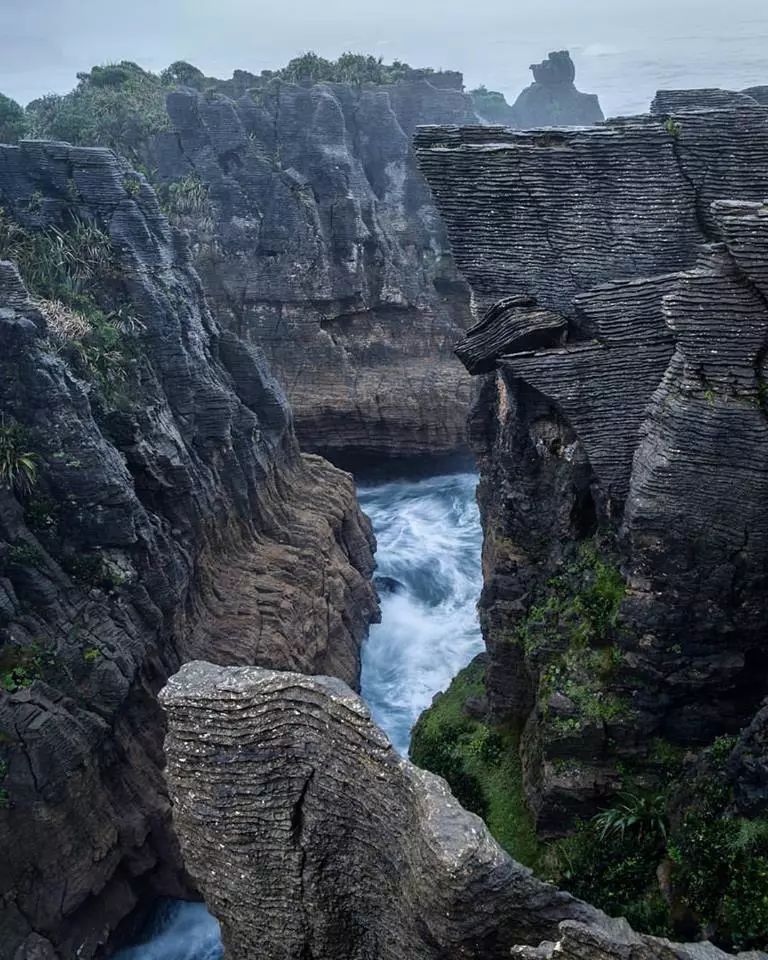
0, 93, 27, 144
26, 62, 170, 161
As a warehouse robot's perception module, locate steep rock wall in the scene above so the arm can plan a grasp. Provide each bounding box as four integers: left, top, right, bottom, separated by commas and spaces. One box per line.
416, 99, 768, 829
161, 661, 754, 960
0, 141, 378, 958
146, 75, 480, 465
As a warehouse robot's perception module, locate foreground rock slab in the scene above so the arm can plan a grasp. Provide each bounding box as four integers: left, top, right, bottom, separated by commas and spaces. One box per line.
161, 662, 756, 960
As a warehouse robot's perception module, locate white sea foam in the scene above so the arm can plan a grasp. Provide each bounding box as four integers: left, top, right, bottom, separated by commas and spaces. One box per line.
359, 472, 483, 755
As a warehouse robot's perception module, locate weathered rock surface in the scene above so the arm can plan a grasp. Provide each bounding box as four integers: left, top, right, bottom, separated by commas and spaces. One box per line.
417, 97, 768, 830
146, 74, 480, 464
161, 661, 761, 960
0, 141, 378, 957
510, 51, 604, 128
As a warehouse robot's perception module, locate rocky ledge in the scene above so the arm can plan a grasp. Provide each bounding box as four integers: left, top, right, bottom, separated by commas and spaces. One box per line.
161, 661, 759, 960
0, 141, 377, 958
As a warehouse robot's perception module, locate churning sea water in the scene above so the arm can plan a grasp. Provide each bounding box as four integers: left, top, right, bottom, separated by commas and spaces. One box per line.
358, 472, 484, 755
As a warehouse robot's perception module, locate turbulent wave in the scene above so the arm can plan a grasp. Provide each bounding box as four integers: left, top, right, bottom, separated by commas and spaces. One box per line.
358, 472, 483, 755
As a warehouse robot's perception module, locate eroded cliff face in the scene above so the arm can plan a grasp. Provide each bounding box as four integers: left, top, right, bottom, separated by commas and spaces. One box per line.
415, 98, 768, 830
161, 661, 755, 960
144, 74, 480, 465
0, 141, 377, 958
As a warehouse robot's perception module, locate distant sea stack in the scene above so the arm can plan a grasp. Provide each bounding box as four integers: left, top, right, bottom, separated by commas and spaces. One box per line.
472, 51, 604, 128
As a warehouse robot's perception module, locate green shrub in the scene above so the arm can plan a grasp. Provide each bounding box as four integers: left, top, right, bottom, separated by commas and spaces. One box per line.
26, 62, 170, 161
0, 421, 38, 495
0, 642, 49, 693
0, 93, 27, 143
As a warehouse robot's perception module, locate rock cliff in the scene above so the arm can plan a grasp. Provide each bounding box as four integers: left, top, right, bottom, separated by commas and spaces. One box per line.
416, 95, 768, 942
0, 141, 377, 958
145, 72, 480, 465
19, 53, 604, 468
161, 661, 758, 960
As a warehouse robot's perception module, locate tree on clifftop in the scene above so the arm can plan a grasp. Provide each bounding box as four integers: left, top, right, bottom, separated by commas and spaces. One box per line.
0, 94, 27, 144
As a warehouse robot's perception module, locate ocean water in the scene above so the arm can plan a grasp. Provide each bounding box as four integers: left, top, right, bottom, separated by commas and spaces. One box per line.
358, 472, 484, 755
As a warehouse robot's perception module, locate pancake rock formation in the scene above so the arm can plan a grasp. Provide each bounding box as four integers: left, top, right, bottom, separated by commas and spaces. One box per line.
147, 72, 482, 465
416, 97, 768, 833
0, 141, 377, 958
162, 661, 760, 960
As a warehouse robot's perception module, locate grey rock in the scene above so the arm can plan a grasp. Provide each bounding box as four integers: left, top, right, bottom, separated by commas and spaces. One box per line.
161, 662, 758, 960
417, 97, 768, 831
0, 141, 378, 957
511, 51, 604, 128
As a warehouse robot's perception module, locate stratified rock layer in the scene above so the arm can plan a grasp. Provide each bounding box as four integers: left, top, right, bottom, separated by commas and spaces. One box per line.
0, 141, 377, 958
147, 75, 480, 464
162, 662, 757, 960
416, 98, 768, 830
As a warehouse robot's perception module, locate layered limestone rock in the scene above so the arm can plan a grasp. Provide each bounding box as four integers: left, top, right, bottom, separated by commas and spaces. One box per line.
510, 51, 604, 128
0, 141, 377, 958
145, 74, 480, 464
161, 661, 757, 960
416, 98, 768, 831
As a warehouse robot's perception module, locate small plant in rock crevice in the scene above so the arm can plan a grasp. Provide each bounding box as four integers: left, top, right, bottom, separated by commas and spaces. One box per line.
0, 420, 38, 496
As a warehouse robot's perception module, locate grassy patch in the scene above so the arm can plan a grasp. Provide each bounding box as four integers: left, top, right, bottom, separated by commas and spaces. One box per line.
410, 658, 541, 867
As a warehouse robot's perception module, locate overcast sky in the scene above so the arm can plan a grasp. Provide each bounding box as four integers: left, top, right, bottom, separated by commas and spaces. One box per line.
1, 0, 767, 116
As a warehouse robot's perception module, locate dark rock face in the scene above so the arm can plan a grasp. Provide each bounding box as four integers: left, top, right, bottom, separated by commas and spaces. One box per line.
0, 141, 378, 957
145, 76, 480, 465
511, 52, 604, 128
416, 98, 768, 829
161, 661, 754, 960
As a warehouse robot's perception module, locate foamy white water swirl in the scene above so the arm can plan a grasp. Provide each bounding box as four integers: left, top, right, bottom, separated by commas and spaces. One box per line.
358, 472, 483, 754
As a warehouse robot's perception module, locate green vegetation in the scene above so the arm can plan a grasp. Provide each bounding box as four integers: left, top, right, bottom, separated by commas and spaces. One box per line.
159, 174, 214, 230
0, 93, 27, 143
62, 552, 126, 590
470, 85, 512, 121
0, 421, 38, 495
555, 736, 768, 950
410, 658, 541, 867
515, 540, 626, 656
664, 117, 682, 138
5, 543, 46, 570
83, 647, 101, 663
0, 211, 141, 398
278, 52, 427, 86
26, 61, 170, 161
0, 642, 50, 693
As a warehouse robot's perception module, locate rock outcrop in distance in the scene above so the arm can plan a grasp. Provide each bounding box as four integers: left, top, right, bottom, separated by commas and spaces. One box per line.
19, 53, 604, 468
0, 141, 378, 959
415, 94, 768, 941
161, 661, 758, 960
471, 51, 603, 128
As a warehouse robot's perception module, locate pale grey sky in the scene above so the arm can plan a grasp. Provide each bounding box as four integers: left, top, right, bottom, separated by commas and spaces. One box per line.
1, 0, 767, 116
